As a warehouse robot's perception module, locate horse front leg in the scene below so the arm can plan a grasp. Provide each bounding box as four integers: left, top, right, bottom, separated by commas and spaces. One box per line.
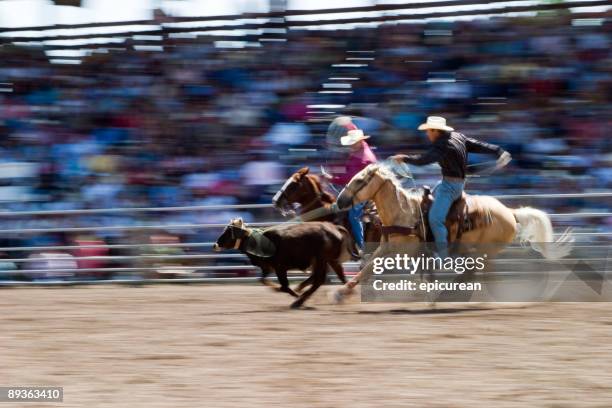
349, 243, 389, 287
331, 244, 388, 304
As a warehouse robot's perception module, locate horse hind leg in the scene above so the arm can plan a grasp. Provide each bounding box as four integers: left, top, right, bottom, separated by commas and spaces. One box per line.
291, 261, 327, 309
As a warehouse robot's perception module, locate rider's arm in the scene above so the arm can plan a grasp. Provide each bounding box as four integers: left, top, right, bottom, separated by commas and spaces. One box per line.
465, 137, 504, 157
395, 145, 443, 166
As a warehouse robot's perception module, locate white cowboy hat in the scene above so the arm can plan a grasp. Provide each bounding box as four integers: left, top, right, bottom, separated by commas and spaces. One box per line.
340, 129, 370, 146
418, 116, 454, 132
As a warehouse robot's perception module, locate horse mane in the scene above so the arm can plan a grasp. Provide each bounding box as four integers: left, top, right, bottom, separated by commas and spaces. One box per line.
306, 174, 335, 204
365, 163, 424, 223
369, 164, 422, 203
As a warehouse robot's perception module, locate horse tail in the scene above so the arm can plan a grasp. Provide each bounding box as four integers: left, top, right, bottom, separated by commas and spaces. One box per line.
512, 207, 574, 259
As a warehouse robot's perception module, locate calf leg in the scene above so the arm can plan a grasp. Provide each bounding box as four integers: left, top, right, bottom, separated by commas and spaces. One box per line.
291, 261, 327, 309
329, 260, 347, 284
276, 269, 298, 298
295, 275, 314, 293
259, 267, 277, 288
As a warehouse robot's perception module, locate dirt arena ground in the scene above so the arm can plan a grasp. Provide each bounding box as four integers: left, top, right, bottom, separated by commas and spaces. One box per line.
1, 284, 611, 408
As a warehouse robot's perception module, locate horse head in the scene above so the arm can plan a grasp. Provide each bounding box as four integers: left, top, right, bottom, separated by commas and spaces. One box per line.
272, 167, 327, 216
337, 163, 423, 227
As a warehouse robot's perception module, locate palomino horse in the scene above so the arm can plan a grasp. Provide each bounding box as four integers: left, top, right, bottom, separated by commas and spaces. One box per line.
272, 167, 382, 250
331, 163, 574, 302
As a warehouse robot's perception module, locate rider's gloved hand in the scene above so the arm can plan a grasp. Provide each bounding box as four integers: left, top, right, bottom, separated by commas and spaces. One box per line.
389, 155, 406, 164
496, 151, 512, 169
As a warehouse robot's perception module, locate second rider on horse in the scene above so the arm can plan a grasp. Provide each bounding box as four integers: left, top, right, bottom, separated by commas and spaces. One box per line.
323, 116, 378, 251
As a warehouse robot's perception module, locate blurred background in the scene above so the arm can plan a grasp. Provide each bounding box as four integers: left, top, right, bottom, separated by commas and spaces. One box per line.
0, 0, 609, 282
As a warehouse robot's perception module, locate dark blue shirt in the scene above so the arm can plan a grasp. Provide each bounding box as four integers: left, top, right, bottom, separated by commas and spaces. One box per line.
399, 132, 503, 179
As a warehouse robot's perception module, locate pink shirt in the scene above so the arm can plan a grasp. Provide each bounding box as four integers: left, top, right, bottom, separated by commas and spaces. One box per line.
331, 141, 377, 185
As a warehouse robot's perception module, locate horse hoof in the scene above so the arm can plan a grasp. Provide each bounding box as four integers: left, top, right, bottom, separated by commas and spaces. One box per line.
329, 287, 355, 304
290, 301, 303, 309
329, 288, 345, 304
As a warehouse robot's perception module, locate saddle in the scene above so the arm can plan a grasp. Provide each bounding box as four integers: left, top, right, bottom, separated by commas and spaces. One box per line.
420, 186, 492, 243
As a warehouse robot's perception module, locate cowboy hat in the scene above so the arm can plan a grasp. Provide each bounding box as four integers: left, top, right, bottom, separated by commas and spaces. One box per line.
418, 116, 454, 132
340, 129, 370, 146
327, 116, 357, 139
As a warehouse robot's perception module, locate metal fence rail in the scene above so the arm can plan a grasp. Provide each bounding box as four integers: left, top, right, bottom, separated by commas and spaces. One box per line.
0, 242, 218, 252
0, 203, 273, 217
3, 254, 608, 267
0, 222, 289, 235
2, 0, 609, 47
1, 192, 609, 217
0, 0, 599, 34
1, 233, 611, 253
0, 213, 608, 235
0, 193, 608, 286
2, 255, 608, 277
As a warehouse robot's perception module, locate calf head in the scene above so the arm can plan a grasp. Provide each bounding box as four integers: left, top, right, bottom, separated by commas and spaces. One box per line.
213, 218, 249, 251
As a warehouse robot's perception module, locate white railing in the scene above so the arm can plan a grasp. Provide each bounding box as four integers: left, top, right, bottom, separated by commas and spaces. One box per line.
0, 192, 609, 217
0, 244, 608, 263
0, 203, 273, 217
0, 233, 610, 254
0, 213, 608, 235
492, 192, 612, 200
0, 192, 608, 285
0, 222, 290, 234
0, 242, 218, 252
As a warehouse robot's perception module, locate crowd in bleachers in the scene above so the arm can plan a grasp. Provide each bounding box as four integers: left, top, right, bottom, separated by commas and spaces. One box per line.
0, 13, 609, 278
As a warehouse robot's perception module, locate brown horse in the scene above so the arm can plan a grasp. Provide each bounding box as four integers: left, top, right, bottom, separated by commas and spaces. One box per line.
331, 163, 574, 302
272, 167, 382, 250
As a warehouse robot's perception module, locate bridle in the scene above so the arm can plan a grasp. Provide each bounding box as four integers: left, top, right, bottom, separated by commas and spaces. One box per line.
275, 174, 325, 213
272, 177, 294, 207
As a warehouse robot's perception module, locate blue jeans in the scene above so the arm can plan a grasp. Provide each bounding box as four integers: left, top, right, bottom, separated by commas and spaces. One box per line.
348, 201, 366, 249
429, 179, 465, 253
